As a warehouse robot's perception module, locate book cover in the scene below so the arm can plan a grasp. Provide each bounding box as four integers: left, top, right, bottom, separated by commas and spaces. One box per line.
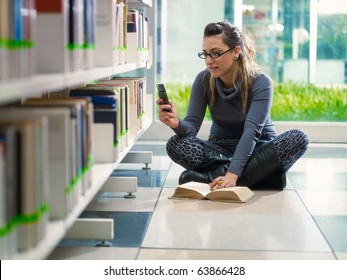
170, 181, 255, 203
94, 109, 120, 151
0, 126, 19, 259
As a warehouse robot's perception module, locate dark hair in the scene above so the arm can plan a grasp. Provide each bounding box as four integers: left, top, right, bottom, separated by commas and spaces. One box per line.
204, 21, 260, 113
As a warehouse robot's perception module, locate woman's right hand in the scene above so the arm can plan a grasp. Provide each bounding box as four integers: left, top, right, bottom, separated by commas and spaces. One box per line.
156, 98, 179, 129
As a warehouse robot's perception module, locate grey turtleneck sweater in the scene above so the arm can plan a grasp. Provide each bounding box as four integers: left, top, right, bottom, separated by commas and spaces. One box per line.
172, 69, 276, 177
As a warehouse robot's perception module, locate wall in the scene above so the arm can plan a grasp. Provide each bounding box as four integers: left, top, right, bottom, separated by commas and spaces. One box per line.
284, 59, 346, 84
160, 0, 224, 83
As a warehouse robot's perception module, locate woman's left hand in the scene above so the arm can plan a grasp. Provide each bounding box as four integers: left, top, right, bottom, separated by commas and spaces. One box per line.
210, 172, 238, 191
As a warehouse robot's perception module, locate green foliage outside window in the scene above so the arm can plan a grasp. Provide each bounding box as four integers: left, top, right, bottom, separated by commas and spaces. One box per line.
164, 82, 347, 122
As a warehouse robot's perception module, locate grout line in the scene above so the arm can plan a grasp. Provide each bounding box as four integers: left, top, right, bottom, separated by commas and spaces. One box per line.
293, 188, 337, 258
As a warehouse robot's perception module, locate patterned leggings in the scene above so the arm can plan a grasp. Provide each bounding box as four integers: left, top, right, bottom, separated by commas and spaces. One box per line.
166, 129, 309, 174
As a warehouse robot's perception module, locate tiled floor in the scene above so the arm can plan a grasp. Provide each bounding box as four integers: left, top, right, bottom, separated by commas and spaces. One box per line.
48, 141, 347, 260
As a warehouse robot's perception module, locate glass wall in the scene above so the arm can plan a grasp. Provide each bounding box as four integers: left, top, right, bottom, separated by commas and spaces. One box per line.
157, 0, 224, 84
316, 0, 347, 84
242, 0, 286, 82
156, 0, 347, 121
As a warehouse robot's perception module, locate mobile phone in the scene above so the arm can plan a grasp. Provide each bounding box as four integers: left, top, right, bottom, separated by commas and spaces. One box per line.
156, 83, 171, 112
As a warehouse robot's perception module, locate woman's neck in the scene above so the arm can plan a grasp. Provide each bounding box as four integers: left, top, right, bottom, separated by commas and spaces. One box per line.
220, 70, 238, 89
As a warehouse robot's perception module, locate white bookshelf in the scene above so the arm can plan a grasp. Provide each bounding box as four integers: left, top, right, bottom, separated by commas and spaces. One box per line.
0, 0, 154, 260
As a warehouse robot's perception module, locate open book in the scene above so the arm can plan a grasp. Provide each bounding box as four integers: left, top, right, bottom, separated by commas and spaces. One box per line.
170, 182, 255, 203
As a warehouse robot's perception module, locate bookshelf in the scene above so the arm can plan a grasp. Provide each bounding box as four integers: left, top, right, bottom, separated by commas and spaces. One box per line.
0, 63, 150, 104
0, 0, 154, 260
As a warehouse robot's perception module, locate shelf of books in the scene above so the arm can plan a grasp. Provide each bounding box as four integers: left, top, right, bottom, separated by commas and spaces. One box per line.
0, 0, 154, 260
0, 63, 150, 104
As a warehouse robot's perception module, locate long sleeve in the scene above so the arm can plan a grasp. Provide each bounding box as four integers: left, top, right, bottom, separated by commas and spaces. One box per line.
172, 70, 209, 137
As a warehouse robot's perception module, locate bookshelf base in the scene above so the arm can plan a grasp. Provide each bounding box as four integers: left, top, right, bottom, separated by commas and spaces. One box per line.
64, 218, 114, 240
121, 151, 153, 168
100, 176, 138, 195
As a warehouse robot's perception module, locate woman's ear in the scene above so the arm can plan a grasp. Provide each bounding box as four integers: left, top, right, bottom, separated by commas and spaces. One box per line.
233, 46, 241, 61
234, 46, 241, 56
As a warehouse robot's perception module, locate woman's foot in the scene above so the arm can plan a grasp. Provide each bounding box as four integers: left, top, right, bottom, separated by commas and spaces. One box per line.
178, 170, 210, 185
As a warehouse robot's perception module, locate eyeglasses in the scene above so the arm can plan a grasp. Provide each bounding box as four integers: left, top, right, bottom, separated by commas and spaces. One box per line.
198, 48, 234, 60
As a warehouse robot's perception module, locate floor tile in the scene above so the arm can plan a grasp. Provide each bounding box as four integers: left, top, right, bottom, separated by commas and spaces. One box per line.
335, 252, 347, 260
163, 162, 185, 188
303, 144, 347, 159
48, 247, 138, 260
142, 212, 331, 252
290, 158, 347, 173
297, 191, 347, 215
288, 172, 347, 190
314, 215, 347, 252
137, 248, 336, 260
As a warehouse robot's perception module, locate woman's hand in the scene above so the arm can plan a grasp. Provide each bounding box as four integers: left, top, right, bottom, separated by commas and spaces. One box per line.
210, 172, 238, 191
156, 98, 179, 129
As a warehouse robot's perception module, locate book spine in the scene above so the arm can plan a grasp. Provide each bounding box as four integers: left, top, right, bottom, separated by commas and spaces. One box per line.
67, 0, 84, 71
36, 0, 69, 73
0, 0, 10, 80
95, 0, 117, 67
83, 0, 96, 69
0, 139, 8, 259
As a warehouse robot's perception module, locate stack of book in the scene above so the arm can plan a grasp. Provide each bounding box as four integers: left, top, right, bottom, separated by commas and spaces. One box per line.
70, 85, 126, 162
126, 8, 150, 64
0, 115, 49, 259
0, 96, 94, 258
1, 0, 152, 80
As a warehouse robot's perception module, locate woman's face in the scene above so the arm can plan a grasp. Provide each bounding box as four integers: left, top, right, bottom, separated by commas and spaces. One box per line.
202, 34, 239, 85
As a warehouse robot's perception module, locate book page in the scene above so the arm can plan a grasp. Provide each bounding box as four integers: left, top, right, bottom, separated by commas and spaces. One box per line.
206, 187, 255, 203
171, 182, 211, 199
172, 187, 205, 200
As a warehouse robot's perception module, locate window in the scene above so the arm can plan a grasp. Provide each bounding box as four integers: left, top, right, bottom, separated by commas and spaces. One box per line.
157, 0, 347, 121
